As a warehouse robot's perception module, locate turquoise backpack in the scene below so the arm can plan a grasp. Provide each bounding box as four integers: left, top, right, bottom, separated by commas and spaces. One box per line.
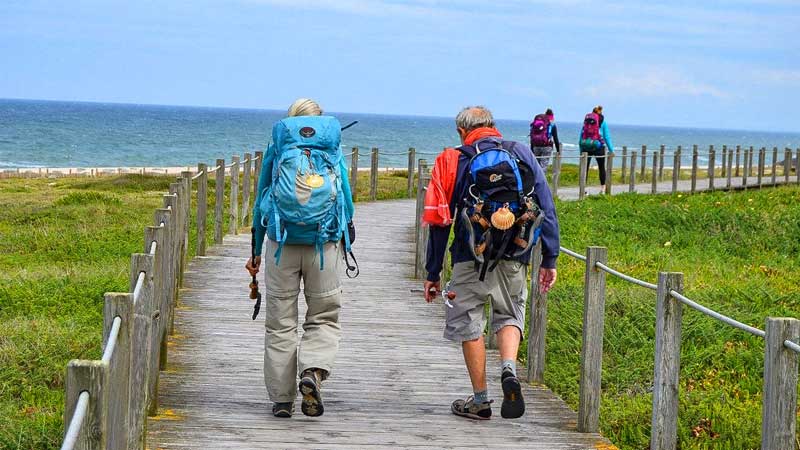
259, 115, 352, 270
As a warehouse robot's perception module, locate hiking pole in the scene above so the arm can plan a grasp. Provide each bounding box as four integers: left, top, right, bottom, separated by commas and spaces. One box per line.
341, 121, 359, 131
250, 227, 262, 320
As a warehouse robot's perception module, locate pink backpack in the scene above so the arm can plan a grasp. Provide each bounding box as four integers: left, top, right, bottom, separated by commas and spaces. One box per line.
581, 113, 601, 140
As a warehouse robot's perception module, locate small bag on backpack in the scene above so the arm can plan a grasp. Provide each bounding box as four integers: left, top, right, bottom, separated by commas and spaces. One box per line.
457, 139, 545, 281
529, 114, 552, 148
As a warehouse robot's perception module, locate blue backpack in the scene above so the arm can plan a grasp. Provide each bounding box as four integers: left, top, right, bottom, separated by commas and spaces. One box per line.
259, 116, 352, 270
458, 140, 544, 280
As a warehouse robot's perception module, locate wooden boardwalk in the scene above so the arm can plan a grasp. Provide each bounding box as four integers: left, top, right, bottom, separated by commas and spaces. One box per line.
148, 199, 613, 449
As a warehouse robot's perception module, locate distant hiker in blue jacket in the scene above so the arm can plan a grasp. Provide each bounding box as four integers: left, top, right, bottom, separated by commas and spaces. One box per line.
422, 106, 560, 421
246, 98, 355, 418
579, 105, 614, 192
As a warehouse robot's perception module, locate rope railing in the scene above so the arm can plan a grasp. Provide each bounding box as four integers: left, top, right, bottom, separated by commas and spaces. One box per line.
60, 391, 89, 450
669, 290, 766, 338
784, 339, 800, 354
100, 316, 122, 364
132, 271, 145, 303
595, 261, 657, 290
559, 246, 586, 261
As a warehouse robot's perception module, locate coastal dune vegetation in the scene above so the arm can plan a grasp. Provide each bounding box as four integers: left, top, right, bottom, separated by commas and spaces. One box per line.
0, 172, 797, 449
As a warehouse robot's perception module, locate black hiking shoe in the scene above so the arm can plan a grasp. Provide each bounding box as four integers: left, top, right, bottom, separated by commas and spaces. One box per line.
451, 395, 493, 420
501, 370, 525, 419
272, 402, 294, 418
299, 369, 324, 417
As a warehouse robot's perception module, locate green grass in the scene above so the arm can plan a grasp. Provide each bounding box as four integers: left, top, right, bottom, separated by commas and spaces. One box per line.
1, 173, 798, 449
522, 186, 800, 449
0, 174, 235, 449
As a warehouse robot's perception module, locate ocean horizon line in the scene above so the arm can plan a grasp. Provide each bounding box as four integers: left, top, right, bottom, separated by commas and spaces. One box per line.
3, 97, 798, 137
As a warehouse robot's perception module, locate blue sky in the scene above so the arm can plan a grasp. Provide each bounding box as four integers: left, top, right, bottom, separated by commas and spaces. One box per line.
1, 0, 798, 130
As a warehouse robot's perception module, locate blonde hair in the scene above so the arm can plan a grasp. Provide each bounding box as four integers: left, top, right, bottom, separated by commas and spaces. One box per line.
287, 98, 323, 117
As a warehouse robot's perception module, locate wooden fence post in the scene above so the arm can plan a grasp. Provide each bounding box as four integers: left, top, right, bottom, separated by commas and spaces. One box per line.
156, 201, 177, 338
708, 146, 715, 191
629, 151, 637, 193
578, 152, 587, 199
721, 145, 728, 178
130, 253, 158, 417
214, 159, 224, 245
102, 293, 133, 450
145, 224, 168, 374
64, 360, 109, 450
407, 147, 416, 198
414, 160, 429, 279
690, 145, 698, 193
621, 146, 628, 184
796, 149, 800, 185
196, 163, 208, 256
758, 147, 765, 188
180, 171, 192, 272
350, 147, 359, 202
166, 187, 183, 289
253, 151, 263, 205
526, 242, 546, 384
760, 317, 800, 450
651, 272, 683, 450
578, 246, 608, 433
651, 152, 658, 194
726, 148, 733, 189
241, 152, 251, 226
230, 156, 239, 235
735, 145, 741, 177
771, 147, 778, 186
748, 146, 755, 176
742, 148, 750, 189
671, 147, 680, 193
369, 148, 379, 201
605, 152, 614, 195
640, 145, 647, 179
552, 150, 562, 198
784, 149, 791, 185
658, 145, 665, 180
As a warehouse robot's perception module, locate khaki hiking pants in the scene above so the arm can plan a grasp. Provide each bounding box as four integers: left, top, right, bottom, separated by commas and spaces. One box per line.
263, 240, 343, 403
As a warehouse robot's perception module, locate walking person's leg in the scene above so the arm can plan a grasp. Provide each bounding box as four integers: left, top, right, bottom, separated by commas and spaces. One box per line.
489, 260, 528, 418
263, 241, 303, 417
597, 151, 607, 192
297, 242, 343, 417
445, 262, 493, 420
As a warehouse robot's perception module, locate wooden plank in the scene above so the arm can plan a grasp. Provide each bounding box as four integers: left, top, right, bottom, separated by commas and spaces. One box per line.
65, 360, 109, 449
758, 148, 765, 188
241, 153, 251, 227
578, 247, 607, 433
708, 146, 715, 190
578, 152, 587, 199
628, 151, 637, 193
350, 147, 359, 202
760, 317, 799, 450
620, 146, 627, 184
407, 147, 415, 198
253, 151, 263, 209
651, 272, 683, 450
370, 148, 379, 201
640, 145, 647, 179
103, 293, 133, 450
771, 147, 778, 186
551, 149, 561, 198
691, 146, 698, 194
196, 163, 208, 257
229, 156, 240, 235
605, 152, 613, 195
526, 243, 546, 384
214, 159, 225, 245
148, 200, 612, 449
650, 152, 658, 194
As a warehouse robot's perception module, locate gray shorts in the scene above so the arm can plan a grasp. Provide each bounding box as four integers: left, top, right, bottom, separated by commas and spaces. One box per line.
444, 261, 528, 342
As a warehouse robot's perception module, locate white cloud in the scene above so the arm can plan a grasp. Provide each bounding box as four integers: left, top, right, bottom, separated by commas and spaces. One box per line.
584, 69, 730, 100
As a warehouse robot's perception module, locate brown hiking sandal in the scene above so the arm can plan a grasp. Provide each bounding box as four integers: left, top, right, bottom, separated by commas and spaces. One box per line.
299, 369, 325, 417
451, 395, 493, 420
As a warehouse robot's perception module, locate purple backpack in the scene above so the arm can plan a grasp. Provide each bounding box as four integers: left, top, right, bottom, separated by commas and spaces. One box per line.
581, 113, 601, 140
529, 114, 551, 147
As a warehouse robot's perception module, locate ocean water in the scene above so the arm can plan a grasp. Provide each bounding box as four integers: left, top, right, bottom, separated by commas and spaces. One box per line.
1, 99, 799, 169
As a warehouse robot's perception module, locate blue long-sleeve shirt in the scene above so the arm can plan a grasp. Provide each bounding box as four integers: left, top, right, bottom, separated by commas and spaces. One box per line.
425, 137, 560, 282
600, 120, 614, 153
251, 144, 355, 256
